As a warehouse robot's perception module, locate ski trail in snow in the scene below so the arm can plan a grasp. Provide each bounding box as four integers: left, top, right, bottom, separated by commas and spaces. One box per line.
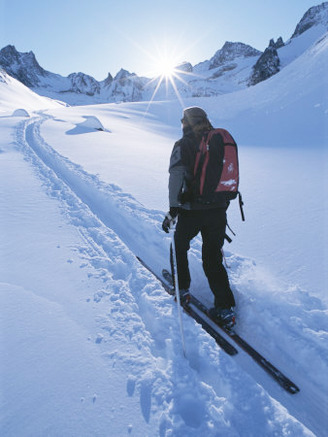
12, 113, 280, 436
12, 114, 248, 435
15, 114, 327, 436
25, 114, 170, 269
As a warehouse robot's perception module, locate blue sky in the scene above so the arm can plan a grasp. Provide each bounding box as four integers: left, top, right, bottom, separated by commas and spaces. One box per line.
0, 0, 320, 80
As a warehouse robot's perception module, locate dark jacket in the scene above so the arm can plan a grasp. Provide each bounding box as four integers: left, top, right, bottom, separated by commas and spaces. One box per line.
168, 126, 229, 210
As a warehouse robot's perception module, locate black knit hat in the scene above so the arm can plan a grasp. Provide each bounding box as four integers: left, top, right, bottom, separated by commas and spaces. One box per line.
182, 106, 208, 126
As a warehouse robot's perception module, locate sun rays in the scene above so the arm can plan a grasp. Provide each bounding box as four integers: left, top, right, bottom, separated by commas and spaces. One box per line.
145, 56, 196, 110
120, 34, 202, 115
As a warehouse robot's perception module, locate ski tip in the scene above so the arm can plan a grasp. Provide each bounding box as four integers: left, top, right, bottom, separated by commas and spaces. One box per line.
285, 383, 300, 395
227, 346, 239, 356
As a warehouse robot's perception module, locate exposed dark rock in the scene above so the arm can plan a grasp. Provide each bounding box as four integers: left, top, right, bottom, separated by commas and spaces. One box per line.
248, 45, 280, 86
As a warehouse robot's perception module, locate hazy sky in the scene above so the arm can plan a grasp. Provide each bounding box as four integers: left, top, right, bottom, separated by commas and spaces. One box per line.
0, 0, 320, 80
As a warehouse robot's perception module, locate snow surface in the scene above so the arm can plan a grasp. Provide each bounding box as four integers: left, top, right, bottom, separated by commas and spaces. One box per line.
0, 69, 62, 113
1, 28, 327, 437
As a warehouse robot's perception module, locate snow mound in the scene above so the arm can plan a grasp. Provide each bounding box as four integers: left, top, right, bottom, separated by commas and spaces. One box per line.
66, 115, 111, 135
80, 115, 106, 130
12, 108, 30, 117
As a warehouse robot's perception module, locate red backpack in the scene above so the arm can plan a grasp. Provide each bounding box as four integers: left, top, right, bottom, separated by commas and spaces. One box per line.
192, 128, 245, 219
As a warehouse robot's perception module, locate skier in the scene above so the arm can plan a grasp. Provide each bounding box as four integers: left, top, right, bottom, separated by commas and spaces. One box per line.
162, 106, 236, 328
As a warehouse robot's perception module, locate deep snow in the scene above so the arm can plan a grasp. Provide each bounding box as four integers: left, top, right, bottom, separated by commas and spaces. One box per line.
1, 25, 328, 437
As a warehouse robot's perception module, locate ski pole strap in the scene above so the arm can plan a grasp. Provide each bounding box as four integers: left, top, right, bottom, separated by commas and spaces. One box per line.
224, 233, 232, 244
226, 222, 236, 236
238, 192, 245, 221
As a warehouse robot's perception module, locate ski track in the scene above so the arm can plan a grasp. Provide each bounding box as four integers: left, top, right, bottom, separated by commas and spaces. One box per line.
14, 113, 327, 436
13, 113, 249, 436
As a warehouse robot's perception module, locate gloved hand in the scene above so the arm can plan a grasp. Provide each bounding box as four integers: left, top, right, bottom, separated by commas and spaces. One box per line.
162, 207, 179, 233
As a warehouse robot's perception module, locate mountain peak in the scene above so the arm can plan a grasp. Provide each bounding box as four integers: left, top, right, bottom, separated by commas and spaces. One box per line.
114, 69, 135, 81
175, 62, 193, 73
0, 45, 40, 66
291, 1, 328, 38
209, 41, 262, 69
0, 45, 47, 87
0, 45, 21, 65
67, 72, 100, 96
1, 44, 18, 54
103, 72, 113, 86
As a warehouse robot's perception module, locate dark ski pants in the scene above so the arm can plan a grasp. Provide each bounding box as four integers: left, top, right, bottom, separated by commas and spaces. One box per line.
172, 208, 235, 309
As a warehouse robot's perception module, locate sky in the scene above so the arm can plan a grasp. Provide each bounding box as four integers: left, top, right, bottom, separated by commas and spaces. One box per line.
0, 0, 322, 80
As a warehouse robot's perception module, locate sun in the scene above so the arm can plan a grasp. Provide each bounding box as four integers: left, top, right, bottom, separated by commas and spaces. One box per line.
140, 39, 196, 107
153, 55, 177, 80
147, 54, 187, 106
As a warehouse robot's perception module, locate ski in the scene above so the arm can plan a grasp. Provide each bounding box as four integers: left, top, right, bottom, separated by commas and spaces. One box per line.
190, 294, 300, 394
162, 269, 300, 395
136, 256, 237, 356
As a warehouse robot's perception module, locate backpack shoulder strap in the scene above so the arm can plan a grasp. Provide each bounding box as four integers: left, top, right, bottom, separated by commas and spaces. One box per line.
211, 128, 236, 144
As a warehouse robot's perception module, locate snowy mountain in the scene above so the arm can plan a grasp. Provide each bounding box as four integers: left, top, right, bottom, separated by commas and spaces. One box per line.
207, 41, 262, 69
0, 44, 48, 87
67, 72, 101, 96
291, 1, 328, 37
1, 2, 327, 105
249, 1, 328, 85
190, 41, 262, 95
0, 3, 327, 437
0, 40, 260, 102
104, 68, 148, 103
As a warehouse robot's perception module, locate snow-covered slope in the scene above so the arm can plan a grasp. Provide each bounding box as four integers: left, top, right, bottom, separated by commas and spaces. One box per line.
0, 69, 63, 113
2, 112, 323, 436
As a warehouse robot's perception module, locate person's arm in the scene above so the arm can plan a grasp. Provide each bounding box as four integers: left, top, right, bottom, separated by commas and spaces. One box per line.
168, 141, 187, 207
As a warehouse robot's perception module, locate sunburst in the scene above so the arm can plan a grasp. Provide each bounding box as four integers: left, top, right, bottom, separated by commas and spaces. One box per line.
146, 52, 193, 107
126, 38, 199, 112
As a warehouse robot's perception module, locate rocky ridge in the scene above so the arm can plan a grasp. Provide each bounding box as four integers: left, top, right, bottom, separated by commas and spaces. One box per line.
0, 2, 327, 105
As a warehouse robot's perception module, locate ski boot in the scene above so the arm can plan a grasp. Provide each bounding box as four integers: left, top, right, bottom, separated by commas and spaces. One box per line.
208, 307, 236, 329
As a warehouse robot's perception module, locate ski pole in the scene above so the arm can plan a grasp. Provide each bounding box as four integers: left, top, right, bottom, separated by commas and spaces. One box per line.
170, 227, 187, 357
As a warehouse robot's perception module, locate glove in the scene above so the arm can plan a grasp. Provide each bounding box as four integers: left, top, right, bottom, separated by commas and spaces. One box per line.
162, 207, 179, 233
